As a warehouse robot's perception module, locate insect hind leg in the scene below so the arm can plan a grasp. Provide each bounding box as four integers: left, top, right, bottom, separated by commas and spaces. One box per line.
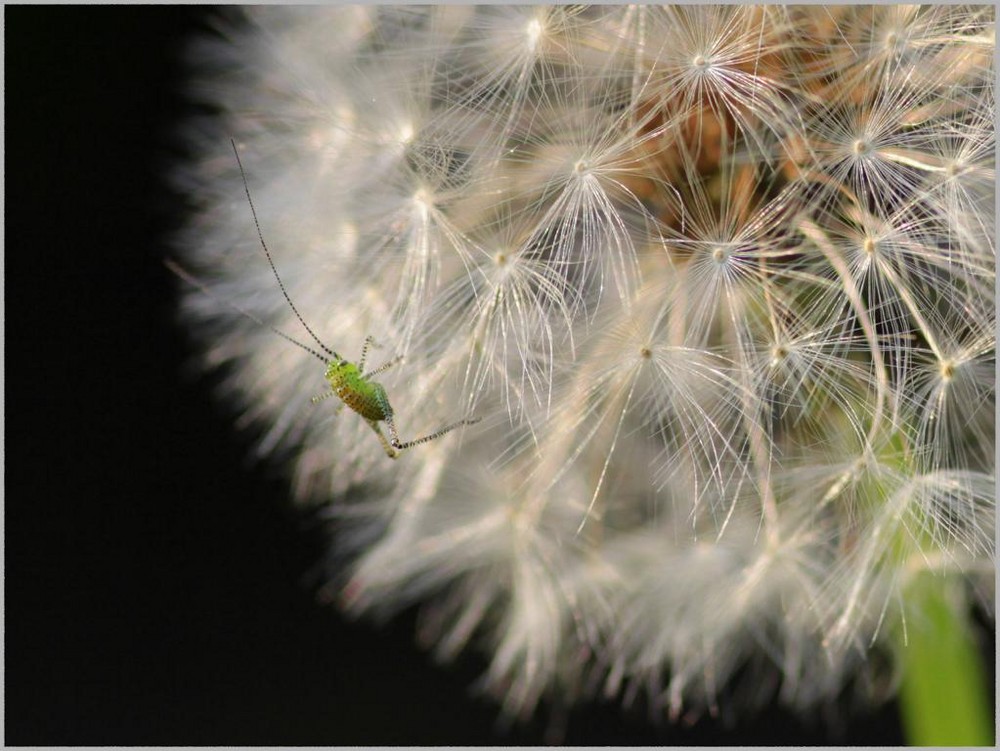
367, 419, 399, 459
385, 412, 482, 452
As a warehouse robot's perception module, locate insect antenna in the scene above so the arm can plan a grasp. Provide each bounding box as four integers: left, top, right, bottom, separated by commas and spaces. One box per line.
230, 138, 341, 362
165, 258, 330, 365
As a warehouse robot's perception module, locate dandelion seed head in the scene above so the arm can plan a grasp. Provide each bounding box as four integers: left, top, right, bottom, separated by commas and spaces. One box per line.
174, 5, 995, 730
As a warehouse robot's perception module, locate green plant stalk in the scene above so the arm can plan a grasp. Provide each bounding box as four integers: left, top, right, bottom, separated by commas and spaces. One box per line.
897, 572, 993, 746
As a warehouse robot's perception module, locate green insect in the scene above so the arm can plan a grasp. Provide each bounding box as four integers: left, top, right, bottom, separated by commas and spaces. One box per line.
170, 140, 480, 459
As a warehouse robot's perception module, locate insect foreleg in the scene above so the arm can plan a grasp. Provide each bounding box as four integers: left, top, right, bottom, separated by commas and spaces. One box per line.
362, 355, 404, 378
311, 390, 348, 416
311, 390, 339, 405
358, 335, 403, 378
357, 336, 380, 374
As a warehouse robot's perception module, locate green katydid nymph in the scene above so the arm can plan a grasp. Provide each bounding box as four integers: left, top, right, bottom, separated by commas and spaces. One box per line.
168, 139, 480, 459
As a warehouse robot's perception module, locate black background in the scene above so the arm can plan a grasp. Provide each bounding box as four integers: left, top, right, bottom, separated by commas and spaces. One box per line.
5, 6, 991, 746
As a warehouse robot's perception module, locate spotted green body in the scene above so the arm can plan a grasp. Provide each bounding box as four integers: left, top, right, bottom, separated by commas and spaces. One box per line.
321, 354, 410, 459
325, 359, 391, 422
317, 347, 477, 460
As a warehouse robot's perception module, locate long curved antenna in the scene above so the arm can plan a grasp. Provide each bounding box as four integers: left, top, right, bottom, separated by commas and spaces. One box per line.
165, 258, 329, 364
230, 138, 340, 361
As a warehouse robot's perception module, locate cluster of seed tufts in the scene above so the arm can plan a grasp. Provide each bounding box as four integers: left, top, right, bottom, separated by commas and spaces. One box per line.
175, 6, 994, 722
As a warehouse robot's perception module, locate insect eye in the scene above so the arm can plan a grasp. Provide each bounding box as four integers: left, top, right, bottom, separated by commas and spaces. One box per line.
339, 360, 348, 367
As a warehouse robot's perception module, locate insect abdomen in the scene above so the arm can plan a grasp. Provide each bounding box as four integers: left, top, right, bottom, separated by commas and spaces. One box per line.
325, 361, 389, 422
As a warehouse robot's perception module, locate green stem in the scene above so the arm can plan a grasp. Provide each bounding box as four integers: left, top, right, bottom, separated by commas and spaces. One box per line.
897, 573, 993, 746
